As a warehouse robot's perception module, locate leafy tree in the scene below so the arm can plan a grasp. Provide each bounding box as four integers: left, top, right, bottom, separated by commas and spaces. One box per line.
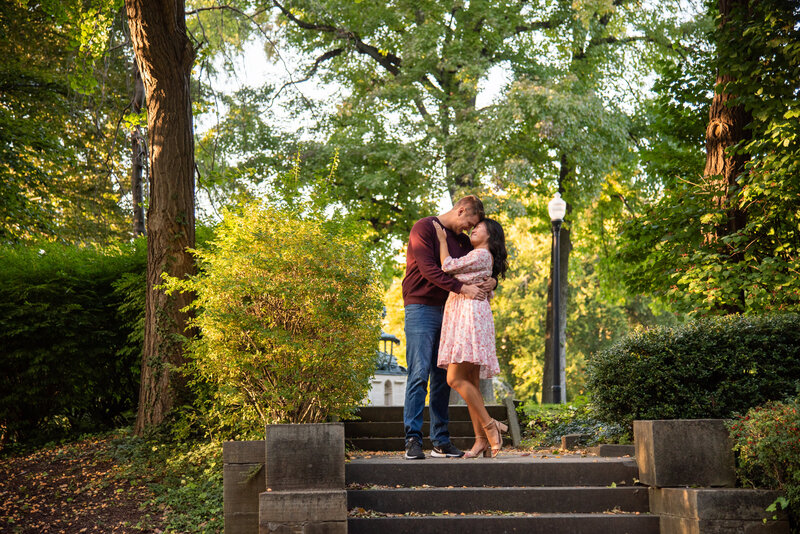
0, 0, 131, 243
618, 0, 800, 315
125, 0, 198, 433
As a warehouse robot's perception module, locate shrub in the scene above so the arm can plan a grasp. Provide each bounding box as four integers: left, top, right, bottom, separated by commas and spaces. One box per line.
729, 400, 800, 529
166, 203, 383, 433
0, 240, 146, 450
586, 314, 800, 428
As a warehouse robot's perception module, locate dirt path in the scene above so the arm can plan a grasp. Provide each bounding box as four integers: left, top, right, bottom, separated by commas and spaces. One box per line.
0, 434, 163, 533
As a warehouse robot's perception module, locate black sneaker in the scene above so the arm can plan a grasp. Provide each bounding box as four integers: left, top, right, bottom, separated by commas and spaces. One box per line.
431, 442, 465, 458
404, 438, 425, 460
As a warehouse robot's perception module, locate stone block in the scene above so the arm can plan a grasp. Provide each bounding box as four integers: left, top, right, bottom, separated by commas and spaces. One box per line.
652, 488, 789, 534
502, 395, 522, 447
224, 463, 266, 514
223, 441, 266, 534
224, 440, 266, 464
259, 489, 347, 534
588, 444, 635, 457
224, 512, 260, 534
264, 423, 344, 491
634, 419, 735, 487
561, 433, 589, 449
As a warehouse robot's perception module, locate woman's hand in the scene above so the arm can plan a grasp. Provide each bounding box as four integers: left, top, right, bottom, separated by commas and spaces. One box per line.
432, 220, 447, 242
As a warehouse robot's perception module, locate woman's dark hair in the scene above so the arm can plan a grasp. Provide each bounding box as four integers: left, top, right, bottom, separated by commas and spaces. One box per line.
482, 218, 508, 280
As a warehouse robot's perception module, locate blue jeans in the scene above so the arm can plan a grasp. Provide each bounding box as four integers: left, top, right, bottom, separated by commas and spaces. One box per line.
403, 304, 451, 447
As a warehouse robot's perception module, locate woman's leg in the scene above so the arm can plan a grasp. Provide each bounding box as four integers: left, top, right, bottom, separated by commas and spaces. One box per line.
447, 362, 491, 431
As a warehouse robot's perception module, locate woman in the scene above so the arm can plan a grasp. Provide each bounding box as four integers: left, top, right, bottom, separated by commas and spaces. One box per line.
432, 218, 509, 458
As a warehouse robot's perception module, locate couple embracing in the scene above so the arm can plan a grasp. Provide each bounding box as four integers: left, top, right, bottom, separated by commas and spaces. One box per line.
401, 195, 509, 460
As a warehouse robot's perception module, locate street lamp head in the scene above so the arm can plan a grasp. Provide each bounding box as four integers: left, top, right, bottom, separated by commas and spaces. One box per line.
548, 192, 567, 222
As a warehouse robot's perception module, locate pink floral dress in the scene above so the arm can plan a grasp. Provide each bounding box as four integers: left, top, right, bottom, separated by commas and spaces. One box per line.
437, 248, 500, 379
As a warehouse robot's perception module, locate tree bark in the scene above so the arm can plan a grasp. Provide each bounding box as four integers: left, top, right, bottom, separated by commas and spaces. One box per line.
703, 0, 751, 312
131, 61, 146, 237
125, 0, 196, 434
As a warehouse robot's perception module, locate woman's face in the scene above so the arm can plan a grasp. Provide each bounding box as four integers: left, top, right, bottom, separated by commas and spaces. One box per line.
469, 221, 489, 248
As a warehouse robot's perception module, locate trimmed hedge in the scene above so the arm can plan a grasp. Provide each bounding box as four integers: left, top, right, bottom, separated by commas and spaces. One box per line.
0, 240, 146, 449
586, 314, 800, 428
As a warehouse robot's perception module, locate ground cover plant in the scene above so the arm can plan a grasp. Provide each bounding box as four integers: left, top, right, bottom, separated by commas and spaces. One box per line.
520, 397, 629, 448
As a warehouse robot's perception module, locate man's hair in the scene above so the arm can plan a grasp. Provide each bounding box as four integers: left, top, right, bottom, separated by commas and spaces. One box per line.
454, 195, 485, 219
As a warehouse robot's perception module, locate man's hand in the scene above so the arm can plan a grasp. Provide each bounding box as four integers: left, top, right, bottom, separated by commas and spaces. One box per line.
461, 284, 487, 300
478, 277, 497, 293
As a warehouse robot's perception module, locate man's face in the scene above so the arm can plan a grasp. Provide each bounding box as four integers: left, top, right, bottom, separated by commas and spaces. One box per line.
455, 209, 481, 234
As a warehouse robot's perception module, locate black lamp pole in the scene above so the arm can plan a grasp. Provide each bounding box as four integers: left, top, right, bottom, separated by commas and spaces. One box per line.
551, 217, 562, 404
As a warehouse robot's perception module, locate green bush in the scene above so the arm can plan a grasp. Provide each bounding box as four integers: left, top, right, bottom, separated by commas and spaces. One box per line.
729, 400, 800, 530
166, 203, 383, 433
586, 314, 800, 428
0, 240, 146, 449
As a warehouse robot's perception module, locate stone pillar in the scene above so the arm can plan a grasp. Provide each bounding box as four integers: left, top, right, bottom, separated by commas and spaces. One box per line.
259, 423, 347, 534
634, 419, 735, 488
650, 488, 789, 534
223, 440, 266, 534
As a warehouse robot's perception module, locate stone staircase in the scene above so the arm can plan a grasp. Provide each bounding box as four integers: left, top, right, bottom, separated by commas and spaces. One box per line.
343, 405, 512, 451
346, 454, 658, 533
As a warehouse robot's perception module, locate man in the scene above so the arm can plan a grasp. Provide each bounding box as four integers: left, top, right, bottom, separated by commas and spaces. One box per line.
401, 195, 495, 460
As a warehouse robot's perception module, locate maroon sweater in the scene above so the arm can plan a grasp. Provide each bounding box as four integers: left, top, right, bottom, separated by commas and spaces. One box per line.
402, 216, 473, 306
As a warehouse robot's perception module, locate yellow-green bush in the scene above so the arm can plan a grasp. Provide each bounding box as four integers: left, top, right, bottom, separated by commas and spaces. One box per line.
167, 203, 383, 432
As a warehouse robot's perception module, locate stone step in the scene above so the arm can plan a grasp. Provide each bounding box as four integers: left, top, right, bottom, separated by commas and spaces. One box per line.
346, 456, 640, 487
347, 405, 508, 422
345, 420, 480, 438
348, 513, 659, 534
346, 436, 511, 451
348, 486, 650, 514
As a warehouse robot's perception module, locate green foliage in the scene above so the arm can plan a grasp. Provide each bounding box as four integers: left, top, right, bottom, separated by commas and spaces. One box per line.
728, 400, 800, 529
587, 314, 800, 429
0, 0, 131, 243
617, 0, 800, 315
109, 429, 223, 533
0, 240, 146, 450
521, 397, 629, 448
166, 202, 383, 432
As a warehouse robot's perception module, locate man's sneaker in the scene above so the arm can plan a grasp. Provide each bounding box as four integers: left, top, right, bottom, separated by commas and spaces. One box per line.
431, 442, 465, 458
404, 438, 425, 460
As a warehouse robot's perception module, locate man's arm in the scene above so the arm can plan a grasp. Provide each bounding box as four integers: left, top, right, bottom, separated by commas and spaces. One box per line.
410, 220, 486, 300
409, 220, 463, 294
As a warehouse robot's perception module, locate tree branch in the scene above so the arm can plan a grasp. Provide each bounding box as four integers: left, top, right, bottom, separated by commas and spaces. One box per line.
271, 0, 401, 76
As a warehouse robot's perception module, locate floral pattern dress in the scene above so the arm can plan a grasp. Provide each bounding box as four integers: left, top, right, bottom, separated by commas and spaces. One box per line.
437, 248, 500, 379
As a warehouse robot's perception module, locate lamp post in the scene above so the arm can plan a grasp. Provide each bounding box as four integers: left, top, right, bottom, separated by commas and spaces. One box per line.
548, 192, 567, 404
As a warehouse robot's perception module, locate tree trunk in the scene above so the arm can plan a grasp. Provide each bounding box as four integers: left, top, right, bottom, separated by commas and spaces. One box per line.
126, 0, 196, 434
131, 61, 146, 237
703, 0, 751, 312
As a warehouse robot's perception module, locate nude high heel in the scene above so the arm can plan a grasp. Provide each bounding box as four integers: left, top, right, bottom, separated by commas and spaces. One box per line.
483, 419, 508, 458
463, 436, 489, 459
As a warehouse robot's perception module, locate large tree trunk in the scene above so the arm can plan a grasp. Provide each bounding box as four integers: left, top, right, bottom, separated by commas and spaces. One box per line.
131, 61, 146, 237
126, 0, 196, 434
703, 0, 751, 312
